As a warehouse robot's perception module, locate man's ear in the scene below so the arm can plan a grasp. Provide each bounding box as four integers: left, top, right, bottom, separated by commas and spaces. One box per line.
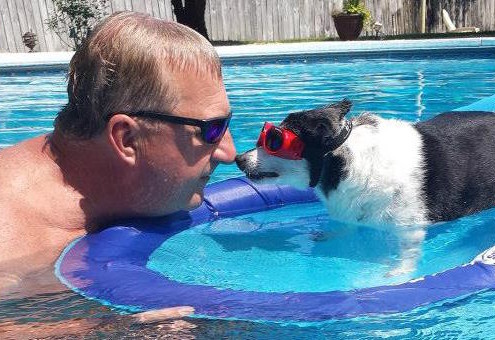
323, 98, 353, 120
106, 114, 141, 166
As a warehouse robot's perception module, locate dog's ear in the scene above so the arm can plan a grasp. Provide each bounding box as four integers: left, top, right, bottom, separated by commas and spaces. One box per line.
322, 98, 352, 120
313, 122, 339, 151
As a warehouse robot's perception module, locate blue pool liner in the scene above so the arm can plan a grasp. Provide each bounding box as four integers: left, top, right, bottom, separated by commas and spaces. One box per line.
57, 96, 495, 322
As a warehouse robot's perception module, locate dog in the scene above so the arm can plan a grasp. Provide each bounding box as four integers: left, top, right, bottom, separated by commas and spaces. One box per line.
235, 99, 495, 276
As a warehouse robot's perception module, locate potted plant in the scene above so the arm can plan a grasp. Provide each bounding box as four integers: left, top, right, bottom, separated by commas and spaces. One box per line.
332, 0, 371, 41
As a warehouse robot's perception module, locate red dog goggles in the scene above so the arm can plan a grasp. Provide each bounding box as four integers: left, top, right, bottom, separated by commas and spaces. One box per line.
256, 122, 305, 160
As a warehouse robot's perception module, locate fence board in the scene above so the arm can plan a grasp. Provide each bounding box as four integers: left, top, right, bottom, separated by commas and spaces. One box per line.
0, 16, 8, 52
304, 0, 311, 38
314, 0, 323, 37
22, 0, 45, 52
271, 0, 279, 41
208, 0, 218, 40
124, 0, 132, 11
15, 0, 32, 51
239, 0, 251, 40
204, 0, 211, 34
143, 0, 151, 14
36, 0, 55, 51
111, 0, 127, 12
280, 0, 291, 40
5, 0, 22, 52
2, 0, 495, 52
233, 0, 243, 41
231, 0, 241, 41
223, 0, 233, 40
265, 0, 273, 41
163, 0, 173, 20
221, 0, 229, 40
150, 0, 159, 17
217, 0, 226, 40
130, 0, 146, 13
309, 0, 316, 37
254, 0, 262, 41
0, 0, 16, 52
249, 0, 257, 41
261, 0, 267, 41
293, 0, 300, 39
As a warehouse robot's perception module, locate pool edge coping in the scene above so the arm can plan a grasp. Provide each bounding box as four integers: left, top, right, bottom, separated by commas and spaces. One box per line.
1, 37, 495, 72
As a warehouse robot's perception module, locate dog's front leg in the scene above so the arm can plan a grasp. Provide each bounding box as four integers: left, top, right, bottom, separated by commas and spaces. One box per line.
387, 227, 426, 277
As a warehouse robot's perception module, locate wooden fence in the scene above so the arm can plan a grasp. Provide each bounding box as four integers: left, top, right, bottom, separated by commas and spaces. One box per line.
1, 0, 494, 53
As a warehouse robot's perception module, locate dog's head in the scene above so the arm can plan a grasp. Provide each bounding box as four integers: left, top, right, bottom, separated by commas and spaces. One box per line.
235, 99, 353, 189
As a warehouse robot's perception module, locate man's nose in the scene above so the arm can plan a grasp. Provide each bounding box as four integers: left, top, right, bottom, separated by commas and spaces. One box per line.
213, 129, 236, 164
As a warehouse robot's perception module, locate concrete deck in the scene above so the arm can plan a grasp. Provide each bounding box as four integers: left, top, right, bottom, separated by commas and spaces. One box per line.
1, 37, 494, 72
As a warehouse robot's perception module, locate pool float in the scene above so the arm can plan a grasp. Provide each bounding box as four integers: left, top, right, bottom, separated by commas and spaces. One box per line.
57, 95, 495, 322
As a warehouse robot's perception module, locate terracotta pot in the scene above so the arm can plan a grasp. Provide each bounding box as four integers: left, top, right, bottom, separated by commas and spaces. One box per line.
332, 13, 364, 41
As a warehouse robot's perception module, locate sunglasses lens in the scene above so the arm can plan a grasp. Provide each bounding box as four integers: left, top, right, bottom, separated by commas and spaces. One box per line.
265, 127, 283, 151
203, 118, 229, 144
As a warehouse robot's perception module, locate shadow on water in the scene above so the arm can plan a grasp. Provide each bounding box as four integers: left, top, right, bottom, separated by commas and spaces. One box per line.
207, 216, 399, 264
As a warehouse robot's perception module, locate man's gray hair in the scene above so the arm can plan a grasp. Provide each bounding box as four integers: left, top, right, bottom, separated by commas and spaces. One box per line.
55, 11, 222, 138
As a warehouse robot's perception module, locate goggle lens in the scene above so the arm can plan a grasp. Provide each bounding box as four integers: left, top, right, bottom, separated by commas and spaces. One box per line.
265, 127, 283, 151
256, 122, 304, 160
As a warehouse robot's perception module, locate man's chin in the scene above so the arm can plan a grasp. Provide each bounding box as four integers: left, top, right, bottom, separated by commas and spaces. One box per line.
145, 192, 204, 217
184, 192, 205, 211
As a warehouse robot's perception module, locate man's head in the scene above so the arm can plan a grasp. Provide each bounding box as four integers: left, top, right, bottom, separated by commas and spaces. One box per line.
55, 11, 223, 138
53, 12, 236, 217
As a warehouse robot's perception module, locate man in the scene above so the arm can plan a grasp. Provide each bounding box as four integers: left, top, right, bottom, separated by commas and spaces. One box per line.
0, 11, 236, 335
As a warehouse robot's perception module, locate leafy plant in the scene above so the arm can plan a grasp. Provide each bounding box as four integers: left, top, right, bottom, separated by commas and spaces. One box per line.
47, 0, 109, 50
341, 0, 372, 26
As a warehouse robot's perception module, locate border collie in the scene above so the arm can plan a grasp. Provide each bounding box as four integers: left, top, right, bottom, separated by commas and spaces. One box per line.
235, 99, 495, 276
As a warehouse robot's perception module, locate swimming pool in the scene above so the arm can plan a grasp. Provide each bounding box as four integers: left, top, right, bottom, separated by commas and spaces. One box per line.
2, 44, 495, 337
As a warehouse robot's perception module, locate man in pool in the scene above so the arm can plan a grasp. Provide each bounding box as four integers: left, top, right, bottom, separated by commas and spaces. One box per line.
0, 11, 236, 336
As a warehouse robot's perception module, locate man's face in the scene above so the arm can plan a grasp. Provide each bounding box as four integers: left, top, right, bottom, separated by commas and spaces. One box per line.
137, 70, 236, 216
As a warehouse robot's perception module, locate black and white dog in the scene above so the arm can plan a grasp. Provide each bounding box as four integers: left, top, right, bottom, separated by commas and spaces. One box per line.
235, 99, 495, 276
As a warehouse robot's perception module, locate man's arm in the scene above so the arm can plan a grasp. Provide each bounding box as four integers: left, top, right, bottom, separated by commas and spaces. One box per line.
0, 306, 195, 339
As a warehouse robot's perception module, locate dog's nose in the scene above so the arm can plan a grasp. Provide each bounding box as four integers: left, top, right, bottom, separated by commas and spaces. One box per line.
235, 154, 247, 170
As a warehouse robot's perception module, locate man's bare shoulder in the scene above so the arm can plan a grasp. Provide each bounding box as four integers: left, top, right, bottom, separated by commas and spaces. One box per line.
0, 136, 48, 211
0, 135, 72, 274
0, 135, 49, 166
0, 141, 30, 234
0, 136, 47, 185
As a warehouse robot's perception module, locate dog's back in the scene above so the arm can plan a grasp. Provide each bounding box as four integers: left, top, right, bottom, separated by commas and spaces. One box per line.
415, 111, 495, 222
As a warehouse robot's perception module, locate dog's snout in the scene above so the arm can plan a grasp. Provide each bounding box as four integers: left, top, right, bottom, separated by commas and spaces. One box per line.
235, 154, 248, 170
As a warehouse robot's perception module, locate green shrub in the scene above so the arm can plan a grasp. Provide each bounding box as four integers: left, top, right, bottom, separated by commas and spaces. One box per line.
47, 0, 109, 50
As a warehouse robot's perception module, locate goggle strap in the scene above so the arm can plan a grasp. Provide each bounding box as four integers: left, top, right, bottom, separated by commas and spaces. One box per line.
310, 119, 353, 188
324, 119, 353, 153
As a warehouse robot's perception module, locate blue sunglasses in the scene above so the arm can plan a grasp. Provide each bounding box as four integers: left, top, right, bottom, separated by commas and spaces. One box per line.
124, 111, 232, 144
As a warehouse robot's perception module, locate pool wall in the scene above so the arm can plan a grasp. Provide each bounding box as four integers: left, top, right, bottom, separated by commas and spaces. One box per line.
1, 38, 495, 72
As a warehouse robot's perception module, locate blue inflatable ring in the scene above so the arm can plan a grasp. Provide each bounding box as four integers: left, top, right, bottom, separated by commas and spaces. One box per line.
57, 95, 495, 322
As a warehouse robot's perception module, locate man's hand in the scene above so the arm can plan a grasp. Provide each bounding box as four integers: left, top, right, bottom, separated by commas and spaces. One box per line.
0, 306, 195, 339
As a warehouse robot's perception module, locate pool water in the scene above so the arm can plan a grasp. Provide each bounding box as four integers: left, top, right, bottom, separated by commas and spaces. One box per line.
148, 202, 495, 293
2, 48, 495, 337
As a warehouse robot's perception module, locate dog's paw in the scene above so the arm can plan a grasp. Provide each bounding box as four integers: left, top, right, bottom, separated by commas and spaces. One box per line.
309, 230, 339, 242
309, 230, 329, 242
